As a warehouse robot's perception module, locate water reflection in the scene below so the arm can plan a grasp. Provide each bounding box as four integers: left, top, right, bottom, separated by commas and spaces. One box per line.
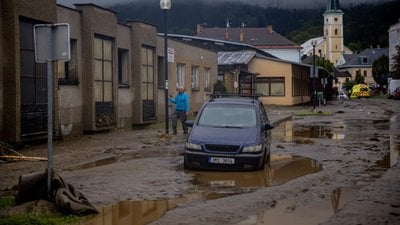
82, 155, 322, 225
190, 155, 322, 190
390, 115, 400, 167
237, 187, 359, 225
272, 120, 345, 141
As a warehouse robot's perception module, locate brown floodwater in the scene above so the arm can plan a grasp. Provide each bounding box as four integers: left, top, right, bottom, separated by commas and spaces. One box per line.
236, 187, 360, 225
79, 116, 400, 225
81, 155, 323, 225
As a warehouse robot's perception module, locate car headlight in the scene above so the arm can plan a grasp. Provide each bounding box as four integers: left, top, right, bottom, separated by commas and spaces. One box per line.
185, 142, 202, 150
242, 144, 262, 153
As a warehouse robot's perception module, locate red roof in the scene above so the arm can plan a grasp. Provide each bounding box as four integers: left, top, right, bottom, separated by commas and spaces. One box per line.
196, 26, 301, 49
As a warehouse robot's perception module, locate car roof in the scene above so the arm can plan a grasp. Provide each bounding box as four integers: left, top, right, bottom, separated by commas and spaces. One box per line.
207, 96, 260, 106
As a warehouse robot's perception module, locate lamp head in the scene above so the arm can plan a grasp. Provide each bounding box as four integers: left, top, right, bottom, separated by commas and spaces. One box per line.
311, 40, 317, 47
160, 0, 171, 10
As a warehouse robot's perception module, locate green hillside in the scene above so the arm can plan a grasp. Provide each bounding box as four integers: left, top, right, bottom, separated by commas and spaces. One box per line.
111, 0, 400, 52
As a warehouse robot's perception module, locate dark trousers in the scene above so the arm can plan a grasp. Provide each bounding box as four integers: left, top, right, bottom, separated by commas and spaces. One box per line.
172, 110, 187, 133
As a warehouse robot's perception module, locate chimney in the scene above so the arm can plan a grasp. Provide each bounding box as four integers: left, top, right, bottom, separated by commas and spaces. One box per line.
225, 28, 229, 39
267, 25, 273, 34
196, 24, 204, 34
240, 29, 244, 42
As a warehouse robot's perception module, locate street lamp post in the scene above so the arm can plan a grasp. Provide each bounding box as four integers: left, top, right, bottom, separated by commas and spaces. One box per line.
160, 0, 171, 133
311, 40, 317, 110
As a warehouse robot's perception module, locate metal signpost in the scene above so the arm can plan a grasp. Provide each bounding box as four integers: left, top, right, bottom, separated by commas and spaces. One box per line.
33, 23, 70, 197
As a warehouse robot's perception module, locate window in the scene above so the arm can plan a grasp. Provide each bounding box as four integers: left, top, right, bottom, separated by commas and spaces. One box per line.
363, 57, 368, 64
118, 48, 129, 86
191, 65, 199, 90
58, 39, 78, 84
157, 56, 164, 89
363, 71, 367, 77
204, 68, 211, 91
141, 46, 155, 101
256, 77, 285, 96
176, 63, 185, 88
334, 29, 338, 35
94, 36, 113, 103
141, 46, 156, 121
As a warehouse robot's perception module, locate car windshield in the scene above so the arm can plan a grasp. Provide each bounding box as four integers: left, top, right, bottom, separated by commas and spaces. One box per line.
198, 104, 257, 128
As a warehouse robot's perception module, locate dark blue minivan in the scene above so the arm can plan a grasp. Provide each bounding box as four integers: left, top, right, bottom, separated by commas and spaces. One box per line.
184, 95, 274, 171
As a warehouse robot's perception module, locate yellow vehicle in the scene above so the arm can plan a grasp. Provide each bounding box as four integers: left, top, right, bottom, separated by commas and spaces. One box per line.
350, 84, 370, 99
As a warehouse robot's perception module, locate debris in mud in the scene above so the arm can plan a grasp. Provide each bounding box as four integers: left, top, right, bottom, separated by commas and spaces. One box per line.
0, 143, 47, 162
294, 138, 315, 144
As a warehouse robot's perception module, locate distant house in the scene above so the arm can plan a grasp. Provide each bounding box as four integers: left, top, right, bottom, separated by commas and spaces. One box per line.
169, 34, 334, 106
196, 25, 302, 63
336, 47, 389, 88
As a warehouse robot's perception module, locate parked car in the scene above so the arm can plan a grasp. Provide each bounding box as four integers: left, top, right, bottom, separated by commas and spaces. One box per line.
350, 84, 370, 99
183, 95, 274, 171
387, 79, 400, 99
393, 87, 400, 100
337, 91, 348, 100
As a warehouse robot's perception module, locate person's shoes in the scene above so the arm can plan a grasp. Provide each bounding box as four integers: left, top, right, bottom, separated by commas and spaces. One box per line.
173, 131, 177, 135
183, 130, 188, 134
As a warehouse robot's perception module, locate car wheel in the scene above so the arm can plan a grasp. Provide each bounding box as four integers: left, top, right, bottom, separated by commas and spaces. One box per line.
258, 149, 269, 170
183, 157, 190, 170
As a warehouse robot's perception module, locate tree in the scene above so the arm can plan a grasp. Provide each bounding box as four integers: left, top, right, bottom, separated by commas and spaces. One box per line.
372, 54, 389, 87
316, 57, 334, 73
343, 80, 357, 92
355, 71, 365, 84
392, 45, 400, 79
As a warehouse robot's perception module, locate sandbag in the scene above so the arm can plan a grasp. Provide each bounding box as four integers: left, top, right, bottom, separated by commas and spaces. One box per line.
16, 170, 98, 215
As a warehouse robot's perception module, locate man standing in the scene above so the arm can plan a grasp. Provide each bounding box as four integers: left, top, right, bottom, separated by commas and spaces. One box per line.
169, 85, 189, 135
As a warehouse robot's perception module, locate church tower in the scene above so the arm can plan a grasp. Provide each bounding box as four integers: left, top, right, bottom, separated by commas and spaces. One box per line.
323, 0, 344, 65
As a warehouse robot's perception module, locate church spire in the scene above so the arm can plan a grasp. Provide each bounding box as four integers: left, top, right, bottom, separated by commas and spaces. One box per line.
326, 0, 342, 13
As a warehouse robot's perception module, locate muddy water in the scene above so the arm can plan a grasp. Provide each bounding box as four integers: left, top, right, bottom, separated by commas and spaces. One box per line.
80, 116, 399, 225
236, 187, 359, 225
81, 156, 322, 225
274, 118, 400, 166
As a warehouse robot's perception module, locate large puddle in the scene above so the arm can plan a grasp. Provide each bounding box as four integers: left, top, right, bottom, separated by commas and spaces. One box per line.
236, 186, 359, 225
82, 155, 322, 225
273, 117, 400, 167
80, 116, 400, 225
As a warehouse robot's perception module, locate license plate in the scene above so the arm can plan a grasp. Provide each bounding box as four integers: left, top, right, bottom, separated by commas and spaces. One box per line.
208, 157, 235, 164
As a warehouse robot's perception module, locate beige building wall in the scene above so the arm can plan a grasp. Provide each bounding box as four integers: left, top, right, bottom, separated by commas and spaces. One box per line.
116, 24, 134, 128
157, 37, 218, 119
249, 58, 310, 105
75, 4, 118, 131
340, 67, 375, 87
0, 1, 218, 142
0, 0, 3, 138
126, 21, 158, 125
1, 0, 57, 142
56, 6, 83, 137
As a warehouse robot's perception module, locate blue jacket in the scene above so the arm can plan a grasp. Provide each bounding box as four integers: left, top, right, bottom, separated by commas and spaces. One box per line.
169, 92, 189, 112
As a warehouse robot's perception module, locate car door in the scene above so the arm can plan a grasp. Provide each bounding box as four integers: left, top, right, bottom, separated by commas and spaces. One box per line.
259, 102, 272, 155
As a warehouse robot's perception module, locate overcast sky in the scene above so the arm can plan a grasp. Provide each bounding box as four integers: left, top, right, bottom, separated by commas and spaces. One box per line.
57, 0, 391, 9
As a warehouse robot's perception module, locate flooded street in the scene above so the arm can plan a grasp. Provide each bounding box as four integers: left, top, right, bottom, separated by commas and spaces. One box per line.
1, 99, 400, 225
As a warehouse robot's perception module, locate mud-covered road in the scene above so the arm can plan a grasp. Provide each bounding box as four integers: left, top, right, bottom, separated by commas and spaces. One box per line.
1, 99, 400, 225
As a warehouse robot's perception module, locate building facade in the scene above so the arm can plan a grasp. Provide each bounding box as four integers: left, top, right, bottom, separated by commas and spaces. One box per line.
389, 19, 400, 72
0, 0, 217, 143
